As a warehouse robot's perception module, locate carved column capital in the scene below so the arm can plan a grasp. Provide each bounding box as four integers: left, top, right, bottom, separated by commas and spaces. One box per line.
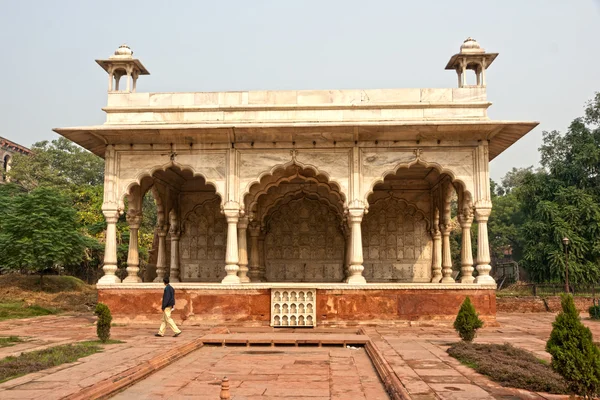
347, 207, 365, 223
439, 223, 452, 235
157, 225, 168, 237
458, 207, 474, 227
238, 216, 249, 230
474, 207, 491, 222
126, 210, 142, 229
248, 222, 261, 237
102, 209, 120, 224
223, 201, 240, 222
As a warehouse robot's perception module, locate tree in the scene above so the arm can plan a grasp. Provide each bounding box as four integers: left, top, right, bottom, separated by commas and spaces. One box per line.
0, 186, 94, 287
94, 303, 112, 343
7, 137, 104, 191
453, 297, 484, 342
546, 294, 600, 398
516, 93, 600, 283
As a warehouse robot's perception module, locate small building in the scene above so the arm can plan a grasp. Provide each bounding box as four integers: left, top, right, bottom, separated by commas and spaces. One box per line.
55, 39, 538, 325
1, 137, 31, 182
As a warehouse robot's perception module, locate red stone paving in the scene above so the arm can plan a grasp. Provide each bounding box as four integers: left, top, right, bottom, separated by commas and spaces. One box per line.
0, 313, 598, 399
111, 346, 389, 400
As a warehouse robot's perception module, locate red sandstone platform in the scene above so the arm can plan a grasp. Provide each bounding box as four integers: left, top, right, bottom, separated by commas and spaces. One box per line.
97, 283, 497, 326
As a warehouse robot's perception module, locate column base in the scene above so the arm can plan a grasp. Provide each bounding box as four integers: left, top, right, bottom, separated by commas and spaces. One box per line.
441, 276, 455, 283
222, 275, 241, 284
474, 272, 496, 284
123, 276, 142, 283
431, 274, 442, 283
153, 275, 165, 283
347, 275, 367, 284
240, 276, 251, 283
98, 273, 121, 284
460, 276, 475, 284
169, 277, 181, 283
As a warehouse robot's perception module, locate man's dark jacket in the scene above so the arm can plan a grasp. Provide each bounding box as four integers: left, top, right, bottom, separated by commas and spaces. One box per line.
162, 284, 175, 310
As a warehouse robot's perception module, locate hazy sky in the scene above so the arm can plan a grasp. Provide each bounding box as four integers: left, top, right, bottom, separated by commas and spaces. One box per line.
1, 0, 599, 181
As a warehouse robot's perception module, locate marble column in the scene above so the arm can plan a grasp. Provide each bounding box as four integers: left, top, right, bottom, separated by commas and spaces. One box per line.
474, 207, 495, 284
347, 206, 366, 284
258, 232, 266, 281
222, 204, 241, 284
98, 209, 121, 284
237, 216, 250, 283
430, 209, 442, 283
248, 223, 261, 282
153, 225, 168, 283
168, 209, 181, 282
123, 211, 142, 283
440, 222, 454, 283
459, 208, 475, 283
343, 226, 351, 283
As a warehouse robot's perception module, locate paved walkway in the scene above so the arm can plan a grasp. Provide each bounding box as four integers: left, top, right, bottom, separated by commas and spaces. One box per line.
0, 315, 212, 400
112, 347, 389, 400
0, 313, 598, 399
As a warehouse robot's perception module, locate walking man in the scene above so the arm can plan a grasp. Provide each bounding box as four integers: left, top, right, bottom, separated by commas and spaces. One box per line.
155, 277, 182, 337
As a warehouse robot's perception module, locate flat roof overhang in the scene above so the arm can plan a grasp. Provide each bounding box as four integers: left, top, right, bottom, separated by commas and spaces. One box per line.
53, 120, 538, 161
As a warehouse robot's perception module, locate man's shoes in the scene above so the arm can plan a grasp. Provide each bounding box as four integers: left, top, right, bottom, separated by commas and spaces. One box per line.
155, 334, 163, 337
173, 332, 182, 337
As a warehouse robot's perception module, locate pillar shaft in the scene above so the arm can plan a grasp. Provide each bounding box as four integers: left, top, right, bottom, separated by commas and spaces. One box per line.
459, 210, 475, 283
258, 233, 266, 281
475, 207, 495, 284
98, 210, 121, 284
248, 223, 261, 282
222, 204, 241, 284
168, 209, 181, 282
153, 226, 168, 282
440, 223, 454, 283
123, 211, 142, 283
347, 206, 366, 284
431, 229, 442, 283
237, 217, 250, 283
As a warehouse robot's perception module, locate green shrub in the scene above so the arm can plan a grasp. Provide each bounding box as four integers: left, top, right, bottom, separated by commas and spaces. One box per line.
589, 305, 600, 320
453, 297, 484, 342
94, 303, 112, 343
546, 294, 600, 399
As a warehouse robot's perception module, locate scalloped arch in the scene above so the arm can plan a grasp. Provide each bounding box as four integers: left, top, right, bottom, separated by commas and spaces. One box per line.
364, 159, 470, 207
119, 161, 224, 210
241, 161, 347, 211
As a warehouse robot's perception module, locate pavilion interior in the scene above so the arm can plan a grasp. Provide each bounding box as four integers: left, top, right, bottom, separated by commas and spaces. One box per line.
130, 163, 465, 284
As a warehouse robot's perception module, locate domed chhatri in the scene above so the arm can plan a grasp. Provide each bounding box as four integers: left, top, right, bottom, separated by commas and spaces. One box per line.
460, 37, 485, 54
110, 44, 134, 59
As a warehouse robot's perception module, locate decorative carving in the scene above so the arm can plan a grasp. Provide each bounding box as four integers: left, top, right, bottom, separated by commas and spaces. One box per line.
179, 198, 226, 282
271, 289, 316, 327
265, 198, 344, 282
362, 197, 432, 282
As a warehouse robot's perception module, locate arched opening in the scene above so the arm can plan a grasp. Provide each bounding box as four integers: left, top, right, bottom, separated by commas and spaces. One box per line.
365, 162, 471, 283
245, 165, 347, 283
124, 165, 221, 282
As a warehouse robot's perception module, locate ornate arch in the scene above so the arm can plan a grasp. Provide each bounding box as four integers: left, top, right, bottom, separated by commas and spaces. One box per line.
363, 158, 471, 207
119, 160, 223, 211
241, 161, 347, 212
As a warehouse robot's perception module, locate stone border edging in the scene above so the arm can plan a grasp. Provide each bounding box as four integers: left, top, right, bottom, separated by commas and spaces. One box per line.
363, 340, 412, 400
61, 338, 204, 400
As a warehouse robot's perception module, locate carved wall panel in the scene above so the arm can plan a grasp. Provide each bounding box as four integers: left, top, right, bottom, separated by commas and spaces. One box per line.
179, 197, 226, 282
264, 198, 345, 282
115, 150, 227, 209
360, 148, 475, 203
362, 196, 432, 282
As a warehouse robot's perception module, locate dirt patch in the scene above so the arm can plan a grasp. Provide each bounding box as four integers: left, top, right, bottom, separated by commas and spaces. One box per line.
0, 275, 97, 314
447, 342, 569, 394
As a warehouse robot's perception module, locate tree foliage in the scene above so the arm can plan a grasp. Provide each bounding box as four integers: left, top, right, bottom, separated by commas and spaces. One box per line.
94, 303, 112, 343
453, 297, 484, 342
0, 185, 92, 279
546, 294, 600, 398
8, 137, 104, 191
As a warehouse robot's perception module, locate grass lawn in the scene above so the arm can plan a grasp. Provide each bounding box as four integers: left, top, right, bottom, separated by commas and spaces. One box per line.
0, 336, 23, 348
447, 342, 569, 394
0, 302, 59, 321
0, 340, 121, 383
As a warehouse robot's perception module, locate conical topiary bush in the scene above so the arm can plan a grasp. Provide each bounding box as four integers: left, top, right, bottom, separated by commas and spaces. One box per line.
546, 294, 600, 399
453, 296, 484, 342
